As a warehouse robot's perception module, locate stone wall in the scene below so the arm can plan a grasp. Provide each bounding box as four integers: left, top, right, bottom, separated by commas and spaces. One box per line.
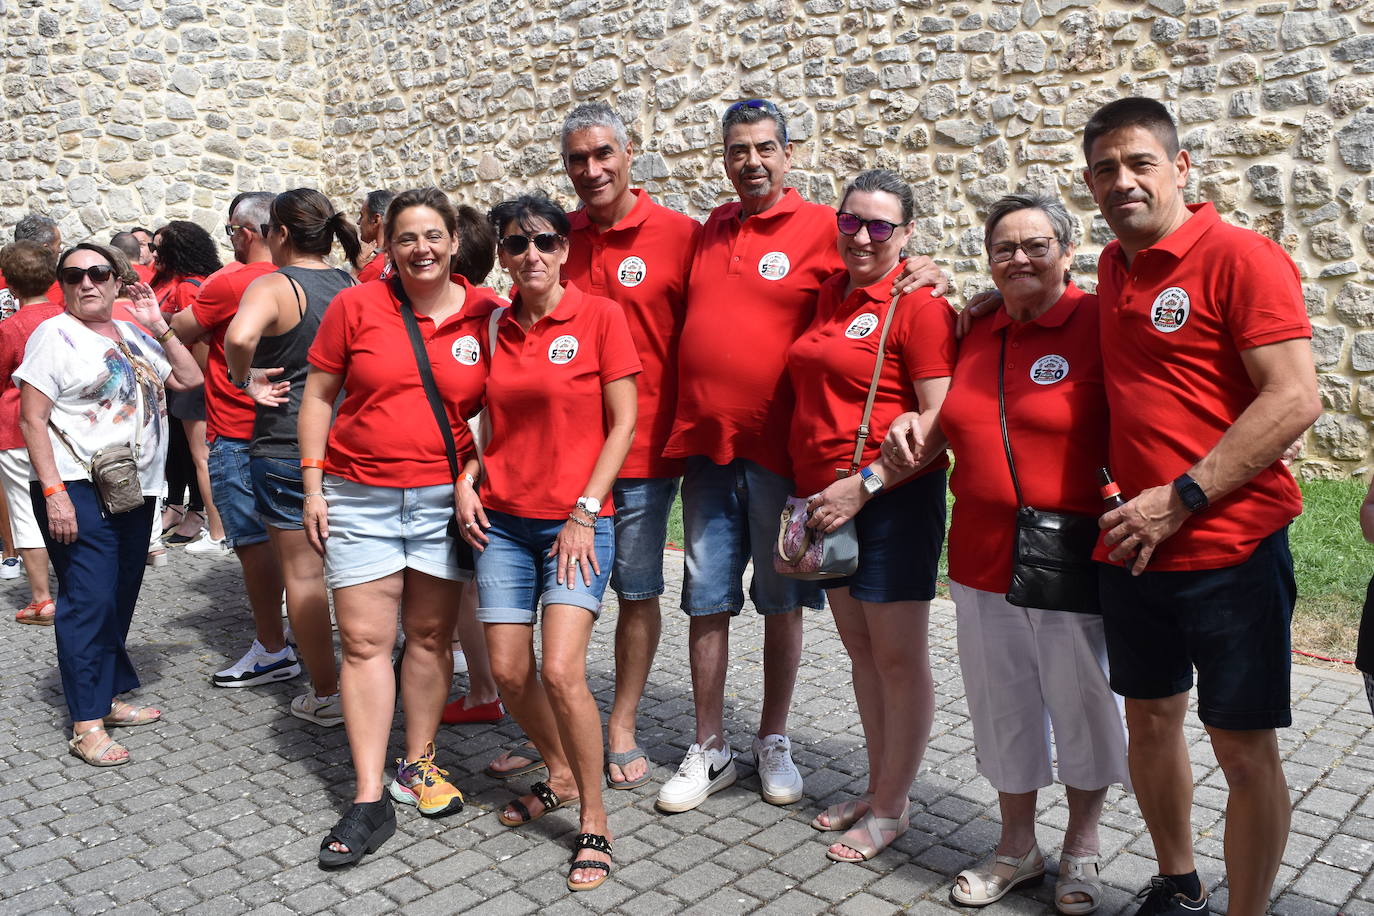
4, 0, 1374, 473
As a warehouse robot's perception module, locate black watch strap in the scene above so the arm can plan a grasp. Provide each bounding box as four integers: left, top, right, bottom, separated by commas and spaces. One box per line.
1173, 472, 1208, 512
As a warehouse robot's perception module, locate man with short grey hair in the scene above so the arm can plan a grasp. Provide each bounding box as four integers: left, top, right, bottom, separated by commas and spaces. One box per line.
14, 214, 61, 253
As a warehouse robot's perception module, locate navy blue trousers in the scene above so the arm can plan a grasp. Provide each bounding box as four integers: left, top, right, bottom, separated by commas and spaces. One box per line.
32, 480, 155, 722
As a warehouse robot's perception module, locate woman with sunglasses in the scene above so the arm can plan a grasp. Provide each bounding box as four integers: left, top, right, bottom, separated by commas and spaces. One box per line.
225, 188, 357, 724
457, 192, 639, 892
785, 169, 956, 862
15, 243, 202, 766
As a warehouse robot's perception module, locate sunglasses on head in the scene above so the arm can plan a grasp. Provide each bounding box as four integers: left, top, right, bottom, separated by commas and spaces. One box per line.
499, 233, 563, 256
724, 98, 788, 143
836, 212, 899, 243
59, 265, 117, 286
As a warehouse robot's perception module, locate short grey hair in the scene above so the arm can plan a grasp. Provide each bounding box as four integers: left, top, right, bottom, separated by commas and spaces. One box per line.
840, 169, 915, 225
561, 101, 629, 152
231, 191, 275, 233
721, 99, 788, 145
14, 213, 58, 245
983, 193, 1077, 251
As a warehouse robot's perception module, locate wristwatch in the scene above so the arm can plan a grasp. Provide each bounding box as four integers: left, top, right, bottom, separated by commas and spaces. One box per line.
227, 366, 251, 391
575, 496, 601, 517
1172, 472, 1208, 512
860, 466, 885, 497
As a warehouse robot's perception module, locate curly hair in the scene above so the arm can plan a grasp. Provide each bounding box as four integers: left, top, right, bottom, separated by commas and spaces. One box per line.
150, 220, 222, 288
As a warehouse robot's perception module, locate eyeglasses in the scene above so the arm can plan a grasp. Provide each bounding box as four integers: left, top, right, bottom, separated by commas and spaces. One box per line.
499, 233, 564, 256
148, 243, 159, 253
989, 237, 1057, 263
724, 99, 788, 143
836, 212, 900, 243
59, 265, 116, 286
259, 223, 275, 237
224, 224, 251, 237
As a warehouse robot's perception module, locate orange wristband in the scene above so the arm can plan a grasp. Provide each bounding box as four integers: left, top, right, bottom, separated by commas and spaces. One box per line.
43, 483, 66, 497
300, 458, 325, 469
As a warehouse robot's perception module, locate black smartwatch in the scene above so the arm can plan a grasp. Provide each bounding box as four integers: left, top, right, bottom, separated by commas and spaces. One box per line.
227, 366, 251, 391
1172, 472, 1208, 513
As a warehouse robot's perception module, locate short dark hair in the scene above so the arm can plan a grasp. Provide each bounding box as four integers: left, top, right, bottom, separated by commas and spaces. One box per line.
839, 169, 916, 226
150, 220, 223, 288
0, 240, 57, 298
381, 187, 458, 254
56, 243, 137, 286
454, 204, 496, 285
130, 226, 151, 237
487, 192, 571, 239
721, 99, 788, 146
109, 231, 142, 262
1082, 96, 1180, 161
365, 189, 397, 221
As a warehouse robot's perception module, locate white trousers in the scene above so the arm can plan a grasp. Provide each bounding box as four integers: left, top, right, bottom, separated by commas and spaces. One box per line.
950, 581, 1131, 795
0, 447, 43, 549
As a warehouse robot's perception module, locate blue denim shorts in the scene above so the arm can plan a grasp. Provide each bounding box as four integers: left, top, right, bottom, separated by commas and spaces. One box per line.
680, 457, 824, 617
828, 470, 946, 603
321, 475, 473, 590
611, 476, 680, 601
207, 437, 268, 548
250, 455, 307, 531
475, 509, 614, 624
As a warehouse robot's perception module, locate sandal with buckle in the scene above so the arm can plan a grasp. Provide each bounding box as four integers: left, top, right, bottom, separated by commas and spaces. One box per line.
567, 832, 613, 892
1055, 853, 1102, 915
951, 843, 1046, 907
825, 809, 909, 862
68, 725, 129, 767
605, 747, 651, 790
15, 599, 55, 626
318, 798, 396, 869
483, 741, 547, 780
498, 780, 577, 826
103, 700, 162, 728
810, 796, 872, 832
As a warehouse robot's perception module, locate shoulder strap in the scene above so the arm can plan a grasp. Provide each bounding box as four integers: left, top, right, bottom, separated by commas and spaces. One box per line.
182, 278, 202, 289
997, 329, 1025, 508
847, 291, 903, 477
392, 278, 460, 481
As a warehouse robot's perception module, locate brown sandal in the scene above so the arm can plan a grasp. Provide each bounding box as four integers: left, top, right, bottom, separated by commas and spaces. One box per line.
68, 725, 129, 767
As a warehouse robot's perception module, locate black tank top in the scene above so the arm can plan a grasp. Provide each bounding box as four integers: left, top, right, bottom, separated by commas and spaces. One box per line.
250, 265, 354, 459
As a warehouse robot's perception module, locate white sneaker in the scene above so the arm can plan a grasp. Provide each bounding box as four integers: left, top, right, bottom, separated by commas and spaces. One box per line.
752, 734, 803, 805
212, 639, 301, 688
290, 691, 344, 727
656, 736, 736, 813
0, 556, 21, 579
185, 530, 231, 555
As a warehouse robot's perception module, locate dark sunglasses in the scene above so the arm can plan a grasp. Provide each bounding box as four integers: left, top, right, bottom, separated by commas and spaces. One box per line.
59, 265, 117, 286
836, 212, 899, 243
259, 223, 276, 237
148, 243, 159, 253
499, 233, 563, 256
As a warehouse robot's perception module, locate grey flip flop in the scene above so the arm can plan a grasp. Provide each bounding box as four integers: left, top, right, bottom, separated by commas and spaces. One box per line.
604, 747, 651, 790
483, 741, 547, 780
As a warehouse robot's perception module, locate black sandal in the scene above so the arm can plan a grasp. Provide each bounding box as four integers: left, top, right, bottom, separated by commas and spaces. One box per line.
318, 798, 396, 869
497, 780, 574, 826
567, 832, 613, 891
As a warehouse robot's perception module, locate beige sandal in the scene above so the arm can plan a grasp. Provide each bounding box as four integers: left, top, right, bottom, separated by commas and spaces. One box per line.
1055, 853, 1102, 915
103, 700, 162, 728
951, 843, 1045, 907
68, 725, 129, 767
810, 796, 872, 832
825, 810, 909, 862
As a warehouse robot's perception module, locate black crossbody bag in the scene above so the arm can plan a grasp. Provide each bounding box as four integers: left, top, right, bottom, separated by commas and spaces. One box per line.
998, 330, 1101, 614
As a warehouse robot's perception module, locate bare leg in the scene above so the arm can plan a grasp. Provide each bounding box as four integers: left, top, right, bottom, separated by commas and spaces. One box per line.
955, 791, 1039, 896
235, 540, 285, 653
19, 546, 52, 603
607, 595, 661, 784
334, 573, 403, 804
1057, 784, 1109, 908
398, 569, 461, 760
1207, 726, 1288, 916
453, 582, 499, 706
268, 526, 337, 697
1125, 694, 1195, 875
0, 482, 14, 560
759, 609, 802, 739
689, 612, 730, 745
485, 622, 577, 809
183, 419, 224, 540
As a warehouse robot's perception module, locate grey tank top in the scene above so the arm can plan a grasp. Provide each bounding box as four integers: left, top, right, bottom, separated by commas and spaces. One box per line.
250, 265, 354, 459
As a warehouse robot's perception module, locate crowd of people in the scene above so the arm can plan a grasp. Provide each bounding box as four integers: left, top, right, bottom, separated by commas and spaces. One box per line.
0, 92, 1364, 915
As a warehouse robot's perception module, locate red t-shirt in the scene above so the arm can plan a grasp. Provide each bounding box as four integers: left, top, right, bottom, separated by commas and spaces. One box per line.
356, 255, 387, 285
308, 276, 501, 488
44, 281, 63, 306
1094, 203, 1312, 570
942, 285, 1108, 592
481, 281, 641, 519
665, 188, 844, 479
190, 260, 276, 441
564, 189, 700, 479
786, 263, 956, 496
0, 302, 64, 450
132, 264, 155, 284
156, 275, 206, 315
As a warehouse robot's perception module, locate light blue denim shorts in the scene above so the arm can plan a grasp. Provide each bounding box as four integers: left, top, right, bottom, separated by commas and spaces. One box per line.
475, 509, 614, 624
610, 476, 680, 601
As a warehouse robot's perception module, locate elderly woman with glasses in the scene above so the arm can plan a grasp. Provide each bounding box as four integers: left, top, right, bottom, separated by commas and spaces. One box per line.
921, 192, 1129, 914
16, 243, 202, 766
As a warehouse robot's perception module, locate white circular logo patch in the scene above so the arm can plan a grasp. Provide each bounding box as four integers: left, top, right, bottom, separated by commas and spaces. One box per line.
758, 251, 791, 281
1029, 354, 1070, 385
845, 313, 879, 339
451, 335, 480, 366
1150, 287, 1190, 333
548, 334, 579, 365
617, 256, 647, 288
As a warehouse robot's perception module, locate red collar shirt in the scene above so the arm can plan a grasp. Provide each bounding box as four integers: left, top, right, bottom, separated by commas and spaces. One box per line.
1094, 202, 1311, 570
786, 263, 956, 497
190, 260, 274, 441
307, 276, 502, 487
942, 285, 1107, 592
664, 187, 844, 479
564, 189, 700, 479
356, 254, 387, 285
481, 281, 641, 520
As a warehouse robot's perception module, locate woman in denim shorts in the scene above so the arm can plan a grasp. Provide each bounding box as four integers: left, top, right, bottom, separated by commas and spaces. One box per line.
457, 192, 639, 892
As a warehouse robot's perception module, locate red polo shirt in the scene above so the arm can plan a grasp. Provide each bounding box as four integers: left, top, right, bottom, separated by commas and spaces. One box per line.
1094, 203, 1311, 570
565, 189, 699, 479
481, 281, 641, 519
191, 260, 276, 441
665, 188, 843, 479
156, 275, 206, 314
786, 263, 956, 496
356, 254, 387, 285
0, 301, 64, 449
942, 285, 1108, 592
308, 276, 501, 487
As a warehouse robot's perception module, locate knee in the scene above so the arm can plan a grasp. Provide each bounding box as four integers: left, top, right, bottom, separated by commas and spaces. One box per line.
540, 658, 588, 702
1209, 731, 1281, 789
491, 665, 527, 697
339, 630, 391, 665
1125, 698, 1186, 742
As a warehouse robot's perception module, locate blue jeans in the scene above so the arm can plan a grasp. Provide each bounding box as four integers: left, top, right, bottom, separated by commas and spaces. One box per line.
610, 476, 680, 601
475, 509, 615, 623
207, 436, 268, 548
250, 455, 305, 531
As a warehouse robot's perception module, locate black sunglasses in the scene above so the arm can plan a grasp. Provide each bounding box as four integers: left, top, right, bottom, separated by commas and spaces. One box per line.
259, 223, 276, 237
59, 265, 117, 286
836, 212, 899, 243
499, 233, 564, 256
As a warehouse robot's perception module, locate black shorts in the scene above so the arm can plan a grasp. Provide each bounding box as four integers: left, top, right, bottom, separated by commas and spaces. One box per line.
1098, 527, 1295, 730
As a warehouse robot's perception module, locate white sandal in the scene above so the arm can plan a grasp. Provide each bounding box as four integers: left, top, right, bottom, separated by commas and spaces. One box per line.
950, 843, 1045, 907
1055, 853, 1101, 915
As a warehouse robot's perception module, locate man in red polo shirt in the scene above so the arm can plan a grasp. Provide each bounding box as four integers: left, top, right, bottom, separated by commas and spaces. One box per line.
355, 190, 395, 284
552, 101, 702, 790
0, 214, 64, 312
1088, 98, 1320, 916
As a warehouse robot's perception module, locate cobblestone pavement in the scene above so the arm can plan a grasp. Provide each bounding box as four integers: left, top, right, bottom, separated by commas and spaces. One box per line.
2, 548, 1372, 915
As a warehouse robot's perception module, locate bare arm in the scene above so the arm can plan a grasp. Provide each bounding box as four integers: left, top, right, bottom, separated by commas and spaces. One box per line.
224, 273, 286, 386
298, 367, 344, 555
169, 306, 211, 345
124, 282, 202, 391
1102, 336, 1322, 574
19, 383, 77, 544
